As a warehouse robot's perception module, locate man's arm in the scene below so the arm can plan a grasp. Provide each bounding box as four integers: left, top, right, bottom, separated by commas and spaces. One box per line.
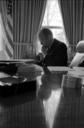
43, 43, 68, 66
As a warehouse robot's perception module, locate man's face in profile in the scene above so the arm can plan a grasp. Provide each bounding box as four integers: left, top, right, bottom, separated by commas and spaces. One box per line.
39, 35, 49, 55
39, 35, 49, 48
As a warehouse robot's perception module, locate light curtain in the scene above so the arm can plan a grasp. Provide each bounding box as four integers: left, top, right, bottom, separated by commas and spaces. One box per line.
0, 0, 13, 59
0, 0, 7, 29
13, 0, 47, 59
59, 0, 84, 54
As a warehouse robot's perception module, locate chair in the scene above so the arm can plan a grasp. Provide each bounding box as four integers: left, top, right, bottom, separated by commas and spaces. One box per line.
70, 40, 84, 67
76, 40, 84, 53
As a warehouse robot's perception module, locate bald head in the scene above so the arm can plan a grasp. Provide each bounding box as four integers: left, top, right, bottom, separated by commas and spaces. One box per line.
39, 28, 53, 48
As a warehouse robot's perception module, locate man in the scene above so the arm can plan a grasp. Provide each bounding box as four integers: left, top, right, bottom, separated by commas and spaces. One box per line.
36, 28, 68, 66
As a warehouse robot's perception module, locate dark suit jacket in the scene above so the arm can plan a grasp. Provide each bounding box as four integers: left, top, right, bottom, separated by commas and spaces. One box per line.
42, 39, 68, 66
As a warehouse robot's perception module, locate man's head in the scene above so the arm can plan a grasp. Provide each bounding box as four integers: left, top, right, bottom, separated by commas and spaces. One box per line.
39, 28, 53, 48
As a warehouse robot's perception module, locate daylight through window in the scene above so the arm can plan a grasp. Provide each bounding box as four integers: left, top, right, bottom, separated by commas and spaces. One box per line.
37, 0, 67, 53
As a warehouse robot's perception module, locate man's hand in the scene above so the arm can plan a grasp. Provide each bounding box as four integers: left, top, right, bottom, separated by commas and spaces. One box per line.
36, 52, 44, 62
42, 46, 48, 56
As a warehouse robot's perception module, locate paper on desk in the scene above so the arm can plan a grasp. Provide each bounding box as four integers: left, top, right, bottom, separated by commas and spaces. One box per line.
68, 67, 84, 78
47, 66, 70, 72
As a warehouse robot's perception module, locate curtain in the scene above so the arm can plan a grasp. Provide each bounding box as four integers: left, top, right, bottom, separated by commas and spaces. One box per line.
59, 0, 84, 54
0, 0, 13, 59
13, 0, 47, 59
0, 0, 7, 29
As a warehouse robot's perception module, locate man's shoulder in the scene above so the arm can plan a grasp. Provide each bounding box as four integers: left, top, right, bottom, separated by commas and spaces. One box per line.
53, 39, 67, 49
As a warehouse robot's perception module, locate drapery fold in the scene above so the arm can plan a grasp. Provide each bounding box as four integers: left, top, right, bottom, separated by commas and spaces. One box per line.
59, 0, 84, 54
13, 0, 47, 59
0, 0, 7, 29
0, 0, 13, 59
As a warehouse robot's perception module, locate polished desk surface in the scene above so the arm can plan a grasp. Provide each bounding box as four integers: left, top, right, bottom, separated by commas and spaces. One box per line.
0, 69, 84, 128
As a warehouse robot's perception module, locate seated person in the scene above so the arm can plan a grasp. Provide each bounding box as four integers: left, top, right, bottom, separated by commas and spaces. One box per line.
36, 28, 68, 66
70, 40, 84, 67
69, 52, 84, 67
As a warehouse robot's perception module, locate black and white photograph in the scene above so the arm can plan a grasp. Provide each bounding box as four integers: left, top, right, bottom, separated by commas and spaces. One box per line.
0, 0, 84, 128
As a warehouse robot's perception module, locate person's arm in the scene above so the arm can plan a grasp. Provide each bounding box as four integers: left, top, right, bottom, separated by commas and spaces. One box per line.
35, 53, 44, 66
43, 43, 68, 66
35, 46, 48, 66
43, 54, 55, 66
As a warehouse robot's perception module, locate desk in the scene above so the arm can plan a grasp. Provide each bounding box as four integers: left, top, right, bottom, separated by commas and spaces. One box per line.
0, 71, 84, 128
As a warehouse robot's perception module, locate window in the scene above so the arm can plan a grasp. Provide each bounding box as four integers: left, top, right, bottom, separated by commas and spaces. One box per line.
37, 0, 67, 53
42, 0, 66, 42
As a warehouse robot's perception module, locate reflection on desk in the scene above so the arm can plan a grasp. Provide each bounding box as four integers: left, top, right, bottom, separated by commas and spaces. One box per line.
37, 72, 84, 128
37, 73, 62, 100
0, 71, 84, 128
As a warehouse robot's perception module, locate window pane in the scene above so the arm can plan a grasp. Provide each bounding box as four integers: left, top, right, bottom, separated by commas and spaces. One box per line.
42, 0, 63, 27
42, 0, 67, 44
50, 28, 66, 43
37, 0, 67, 54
